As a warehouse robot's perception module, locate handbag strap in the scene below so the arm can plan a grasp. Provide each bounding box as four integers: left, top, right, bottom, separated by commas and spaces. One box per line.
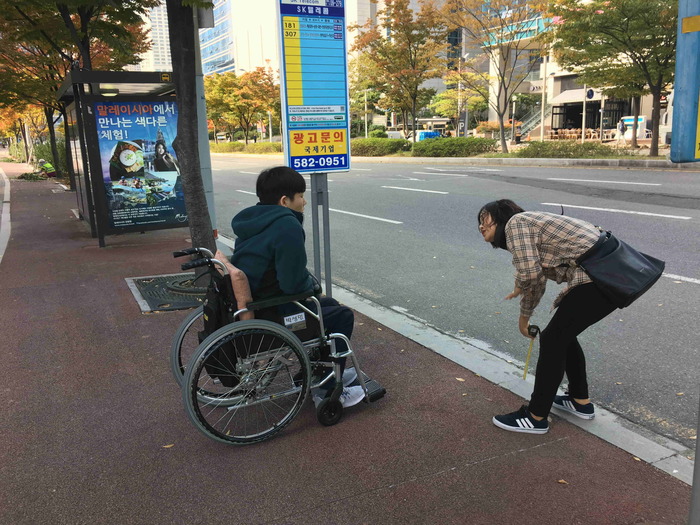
558, 229, 610, 269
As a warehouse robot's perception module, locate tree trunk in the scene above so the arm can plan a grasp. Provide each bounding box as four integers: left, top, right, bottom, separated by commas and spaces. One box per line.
630, 96, 640, 149
60, 106, 76, 191
649, 89, 661, 157
19, 119, 30, 162
497, 114, 508, 153
166, 0, 215, 253
44, 107, 62, 178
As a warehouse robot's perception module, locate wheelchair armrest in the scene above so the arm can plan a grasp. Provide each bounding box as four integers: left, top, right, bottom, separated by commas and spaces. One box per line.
246, 288, 316, 311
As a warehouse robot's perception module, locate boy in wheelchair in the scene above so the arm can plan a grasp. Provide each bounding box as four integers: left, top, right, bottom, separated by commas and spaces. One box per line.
215, 166, 364, 409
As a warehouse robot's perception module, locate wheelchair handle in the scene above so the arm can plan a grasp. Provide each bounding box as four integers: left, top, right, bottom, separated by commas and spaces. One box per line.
181, 258, 211, 271
173, 247, 214, 259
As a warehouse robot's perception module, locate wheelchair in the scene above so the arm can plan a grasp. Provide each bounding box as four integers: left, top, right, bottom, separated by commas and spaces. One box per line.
171, 247, 386, 445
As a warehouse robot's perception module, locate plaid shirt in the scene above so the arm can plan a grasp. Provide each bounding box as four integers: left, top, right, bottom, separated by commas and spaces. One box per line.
505, 212, 601, 317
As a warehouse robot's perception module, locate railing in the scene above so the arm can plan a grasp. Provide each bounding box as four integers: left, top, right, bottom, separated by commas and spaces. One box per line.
492, 106, 552, 141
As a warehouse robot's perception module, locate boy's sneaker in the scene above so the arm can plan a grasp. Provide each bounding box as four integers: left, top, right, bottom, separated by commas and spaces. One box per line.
339, 385, 365, 408
492, 405, 549, 434
342, 367, 358, 387
311, 385, 365, 409
553, 394, 595, 420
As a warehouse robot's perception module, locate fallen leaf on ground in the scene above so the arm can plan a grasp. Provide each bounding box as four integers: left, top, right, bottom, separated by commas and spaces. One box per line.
162, 444, 174, 449
676, 392, 684, 396
456, 377, 465, 382
462, 393, 468, 396
557, 479, 568, 485
458, 330, 465, 333
377, 327, 382, 331
690, 435, 697, 440
358, 323, 364, 326
615, 382, 623, 385
657, 304, 663, 307
673, 280, 682, 284
633, 457, 641, 461
470, 266, 475, 269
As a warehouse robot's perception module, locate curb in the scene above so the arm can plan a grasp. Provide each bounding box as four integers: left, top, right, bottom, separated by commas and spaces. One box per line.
331, 285, 695, 485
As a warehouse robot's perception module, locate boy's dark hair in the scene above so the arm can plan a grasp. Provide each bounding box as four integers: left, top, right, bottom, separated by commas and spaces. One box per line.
477, 199, 525, 249
256, 166, 306, 205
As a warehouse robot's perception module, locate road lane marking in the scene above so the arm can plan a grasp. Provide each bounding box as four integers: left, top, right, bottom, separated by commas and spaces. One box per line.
217, 235, 235, 249
240, 171, 258, 174
413, 171, 470, 177
381, 186, 448, 194
329, 208, 403, 224
541, 203, 692, 220
424, 167, 502, 172
236, 190, 257, 196
662, 273, 700, 285
548, 178, 661, 186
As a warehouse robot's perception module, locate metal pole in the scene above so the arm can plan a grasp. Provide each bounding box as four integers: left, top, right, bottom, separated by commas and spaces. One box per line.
600, 95, 605, 142
689, 388, 700, 523
540, 54, 547, 141
582, 85, 587, 143
310, 175, 322, 283
321, 175, 332, 298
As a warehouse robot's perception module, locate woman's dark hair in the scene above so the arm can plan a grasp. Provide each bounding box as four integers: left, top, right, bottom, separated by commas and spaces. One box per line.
256, 166, 306, 205
477, 199, 525, 249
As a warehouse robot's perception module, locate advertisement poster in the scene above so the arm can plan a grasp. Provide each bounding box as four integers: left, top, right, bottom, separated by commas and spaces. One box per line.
94, 100, 187, 229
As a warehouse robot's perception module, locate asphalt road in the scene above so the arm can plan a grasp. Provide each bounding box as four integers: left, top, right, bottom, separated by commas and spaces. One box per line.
210, 154, 700, 449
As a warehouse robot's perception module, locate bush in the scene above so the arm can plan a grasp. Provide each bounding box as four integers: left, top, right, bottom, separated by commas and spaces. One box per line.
411, 137, 497, 157
514, 140, 621, 158
245, 142, 282, 153
9, 143, 27, 162
350, 138, 411, 156
210, 141, 245, 153
369, 129, 388, 138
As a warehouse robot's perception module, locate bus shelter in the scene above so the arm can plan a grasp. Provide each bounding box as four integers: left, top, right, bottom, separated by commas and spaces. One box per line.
57, 70, 186, 247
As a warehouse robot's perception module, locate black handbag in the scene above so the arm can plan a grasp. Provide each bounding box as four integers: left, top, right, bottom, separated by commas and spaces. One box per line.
575, 231, 665, 308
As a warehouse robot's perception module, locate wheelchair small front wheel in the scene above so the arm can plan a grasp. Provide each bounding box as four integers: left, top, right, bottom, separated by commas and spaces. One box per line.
316, 398, 343, 426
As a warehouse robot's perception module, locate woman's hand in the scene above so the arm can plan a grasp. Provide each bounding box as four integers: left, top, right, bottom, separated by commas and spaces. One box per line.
505, 286, 522, 300
519, 315, 534, 339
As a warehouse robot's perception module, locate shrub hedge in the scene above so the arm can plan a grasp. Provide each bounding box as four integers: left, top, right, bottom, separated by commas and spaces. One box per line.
350, 138, 411, 156
411, 137, 497, 157
245, 142, 283, 153
514, 140, 621, 158
210, 141, 245, 153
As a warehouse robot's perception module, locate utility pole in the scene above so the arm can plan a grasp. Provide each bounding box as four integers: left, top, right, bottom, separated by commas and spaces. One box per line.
539, 53, 548, 141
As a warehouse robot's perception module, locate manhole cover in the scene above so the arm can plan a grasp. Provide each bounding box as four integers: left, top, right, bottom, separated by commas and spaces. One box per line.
125, 273, 208, 313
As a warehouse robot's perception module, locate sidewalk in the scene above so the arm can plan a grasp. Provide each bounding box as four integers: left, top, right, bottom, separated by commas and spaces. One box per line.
0, 160, 693, 524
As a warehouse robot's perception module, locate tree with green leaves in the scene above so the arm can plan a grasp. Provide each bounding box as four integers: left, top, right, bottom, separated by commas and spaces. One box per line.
232, 67, 279, 144
348, 55, 385, 137
429, 69, 488, 131
0, 1, 154, 185
443, 0, 545, 152
351, 0, 450, 142
545, 0, 677, 156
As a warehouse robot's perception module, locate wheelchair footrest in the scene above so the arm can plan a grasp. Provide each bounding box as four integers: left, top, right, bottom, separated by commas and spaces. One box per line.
360, 373, 386, 403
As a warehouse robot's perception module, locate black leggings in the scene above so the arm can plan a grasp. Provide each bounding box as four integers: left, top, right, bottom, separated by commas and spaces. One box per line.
528, 283, 617, 418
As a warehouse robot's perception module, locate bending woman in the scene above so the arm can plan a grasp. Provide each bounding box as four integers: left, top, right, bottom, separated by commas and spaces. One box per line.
477, 199, 617, 434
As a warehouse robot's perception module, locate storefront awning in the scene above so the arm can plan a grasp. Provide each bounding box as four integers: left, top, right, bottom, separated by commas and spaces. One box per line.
549, 88, 601, 105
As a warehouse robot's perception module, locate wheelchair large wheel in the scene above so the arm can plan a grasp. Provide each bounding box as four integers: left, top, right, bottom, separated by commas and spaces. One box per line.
170, 306, 204, 386
182, 319, 311, 445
